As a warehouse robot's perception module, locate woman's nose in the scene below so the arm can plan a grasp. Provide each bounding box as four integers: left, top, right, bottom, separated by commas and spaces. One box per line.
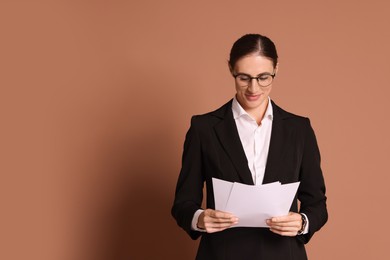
247, 79, 260, 92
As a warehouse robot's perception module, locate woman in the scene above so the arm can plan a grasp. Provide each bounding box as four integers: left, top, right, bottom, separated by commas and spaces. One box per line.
171, 34, 328, 260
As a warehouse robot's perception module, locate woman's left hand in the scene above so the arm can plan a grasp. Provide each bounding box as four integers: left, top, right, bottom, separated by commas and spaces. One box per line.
266, 212, 302, 236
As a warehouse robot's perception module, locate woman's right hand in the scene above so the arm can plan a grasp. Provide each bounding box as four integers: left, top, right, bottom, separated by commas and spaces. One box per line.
197, 209, 239, 233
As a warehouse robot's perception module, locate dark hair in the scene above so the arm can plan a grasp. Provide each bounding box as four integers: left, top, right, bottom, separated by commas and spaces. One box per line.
228, 34, 278, 69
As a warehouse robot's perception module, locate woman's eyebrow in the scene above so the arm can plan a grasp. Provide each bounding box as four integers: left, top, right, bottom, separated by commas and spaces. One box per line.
235, 72, 273, 76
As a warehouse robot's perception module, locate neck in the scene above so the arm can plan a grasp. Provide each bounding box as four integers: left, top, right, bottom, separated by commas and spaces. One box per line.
247, 99, 269, 125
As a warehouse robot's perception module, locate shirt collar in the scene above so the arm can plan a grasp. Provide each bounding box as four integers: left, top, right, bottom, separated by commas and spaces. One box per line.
232, 96, 273, 121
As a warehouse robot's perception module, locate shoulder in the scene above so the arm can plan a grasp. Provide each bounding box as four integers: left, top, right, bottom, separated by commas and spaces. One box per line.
190, 99, 233, 125
271, 100, 306, 119
271, 100, 312, 129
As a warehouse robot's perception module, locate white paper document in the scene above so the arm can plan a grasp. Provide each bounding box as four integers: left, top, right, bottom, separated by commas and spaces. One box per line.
212, 178, 300, 228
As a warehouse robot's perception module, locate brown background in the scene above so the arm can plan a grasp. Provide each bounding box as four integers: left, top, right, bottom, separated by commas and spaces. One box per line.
1, 0, 390, 259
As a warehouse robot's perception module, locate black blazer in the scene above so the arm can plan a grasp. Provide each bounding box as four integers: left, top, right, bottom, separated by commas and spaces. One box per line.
172, 100, 328, 260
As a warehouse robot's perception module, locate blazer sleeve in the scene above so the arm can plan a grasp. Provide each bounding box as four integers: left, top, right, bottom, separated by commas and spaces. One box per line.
171, 116, 205, 240
297, 118, 328, 244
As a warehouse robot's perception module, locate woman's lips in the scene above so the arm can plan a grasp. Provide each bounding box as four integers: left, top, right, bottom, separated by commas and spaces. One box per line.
245, 94, 261, 101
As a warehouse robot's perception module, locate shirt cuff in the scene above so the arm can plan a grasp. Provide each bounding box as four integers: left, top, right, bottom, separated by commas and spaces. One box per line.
191, 209, 206, 232
301, 213, 310, 234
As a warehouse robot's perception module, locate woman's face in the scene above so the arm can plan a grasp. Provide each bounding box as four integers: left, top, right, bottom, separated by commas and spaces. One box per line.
231, 54, 277, 113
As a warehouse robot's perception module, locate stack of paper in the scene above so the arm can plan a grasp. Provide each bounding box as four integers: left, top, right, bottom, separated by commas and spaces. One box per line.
212, 178, 300, 228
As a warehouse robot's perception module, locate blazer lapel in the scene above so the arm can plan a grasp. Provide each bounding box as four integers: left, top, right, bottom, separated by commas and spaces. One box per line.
262, 101, 287, 184
212, 101, 254, 185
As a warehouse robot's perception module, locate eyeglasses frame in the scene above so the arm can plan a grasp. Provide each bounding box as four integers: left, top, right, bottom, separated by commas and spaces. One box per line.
232, 72, 276, 88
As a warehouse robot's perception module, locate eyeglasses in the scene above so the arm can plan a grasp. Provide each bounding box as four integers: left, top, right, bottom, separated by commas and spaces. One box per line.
233, 72, 275, 87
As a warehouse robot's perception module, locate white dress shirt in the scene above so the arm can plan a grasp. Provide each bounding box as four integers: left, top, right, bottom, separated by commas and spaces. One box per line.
232, 96, 273, 185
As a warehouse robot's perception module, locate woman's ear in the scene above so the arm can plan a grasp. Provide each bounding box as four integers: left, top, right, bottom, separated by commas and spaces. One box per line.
228, 63, 234, 75
274, 63, 279, 76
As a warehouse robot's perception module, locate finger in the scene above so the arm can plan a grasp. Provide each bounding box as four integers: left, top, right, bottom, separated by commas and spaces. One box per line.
204, 220, 238, 233
204, 221, 237, 229
204, 210, 238, 224
270, 212, 301, 223
268, 222, 301, 236
268, 225, 300, 232
267, 223, 301, 233
204, 215, 239, 225
266, 219, 301, 228
269, 224, 300, 232
207, 209, 236, 219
